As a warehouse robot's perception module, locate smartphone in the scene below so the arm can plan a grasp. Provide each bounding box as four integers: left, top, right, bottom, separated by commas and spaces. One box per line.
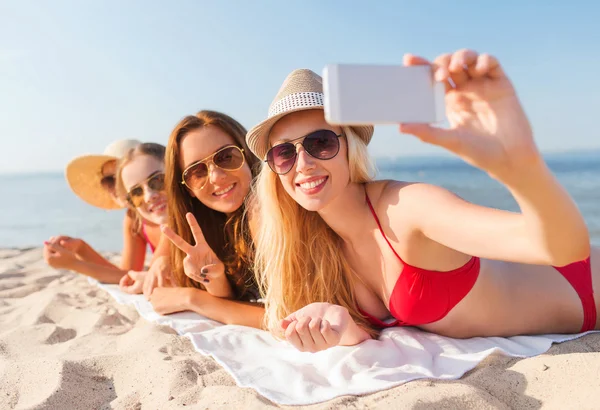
323, 64, 446, 125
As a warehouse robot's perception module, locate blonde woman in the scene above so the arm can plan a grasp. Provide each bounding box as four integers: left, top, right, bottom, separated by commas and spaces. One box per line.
247, 49, 599, 352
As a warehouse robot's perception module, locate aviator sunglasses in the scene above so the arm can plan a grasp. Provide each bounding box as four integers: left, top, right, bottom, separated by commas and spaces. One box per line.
181, 145, 246, 190
265, 129, 342, 175
126, 172, 166, 208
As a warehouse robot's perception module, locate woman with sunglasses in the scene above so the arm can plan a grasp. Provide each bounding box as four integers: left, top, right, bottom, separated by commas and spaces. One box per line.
247, 50, 599, 352
145, 110, 264, 327
43, 139, 159, 283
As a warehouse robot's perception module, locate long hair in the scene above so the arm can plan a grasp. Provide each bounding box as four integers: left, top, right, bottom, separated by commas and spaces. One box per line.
115, 142, 166, 235
253, 127, 379, 337
165, 110, 260, 300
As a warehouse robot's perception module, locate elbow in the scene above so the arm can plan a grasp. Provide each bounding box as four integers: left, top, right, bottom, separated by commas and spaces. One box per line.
544, 238, 591, 267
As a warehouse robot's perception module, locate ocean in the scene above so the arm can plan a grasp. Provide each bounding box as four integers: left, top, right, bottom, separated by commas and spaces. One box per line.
1, 152, 598, 251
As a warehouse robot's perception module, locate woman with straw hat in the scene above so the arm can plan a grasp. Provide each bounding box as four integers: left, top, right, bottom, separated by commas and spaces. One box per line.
42, 139, 165, 283
247, 49, 599, 352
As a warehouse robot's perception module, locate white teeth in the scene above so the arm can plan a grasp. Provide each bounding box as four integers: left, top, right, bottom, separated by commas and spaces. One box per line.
150, 203, 166, 213
215, 184, 234, 196
299, 178, 326, 190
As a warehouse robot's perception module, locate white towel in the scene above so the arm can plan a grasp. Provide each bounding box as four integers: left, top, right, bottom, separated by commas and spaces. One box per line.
90, 279, 597, 405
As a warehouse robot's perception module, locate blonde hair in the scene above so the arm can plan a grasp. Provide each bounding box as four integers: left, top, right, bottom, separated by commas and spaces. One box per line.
253, 127, 379, 337
115, 142, 166, 235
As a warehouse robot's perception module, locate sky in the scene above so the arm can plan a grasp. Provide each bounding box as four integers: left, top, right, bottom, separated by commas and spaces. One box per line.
1, 0, 599, 174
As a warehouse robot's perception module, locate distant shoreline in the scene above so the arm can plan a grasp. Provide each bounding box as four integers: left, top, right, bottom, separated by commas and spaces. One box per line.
1, 148, 598, 177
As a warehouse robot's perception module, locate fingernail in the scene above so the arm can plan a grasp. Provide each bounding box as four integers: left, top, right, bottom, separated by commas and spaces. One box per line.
43, 241, 49, 245
203, 279, 209, 283
201, 267, 208, 274
199, 273, 206, 278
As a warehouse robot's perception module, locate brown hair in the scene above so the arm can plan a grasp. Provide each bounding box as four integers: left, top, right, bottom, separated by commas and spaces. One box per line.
116, 142, 166, 234
165, 110, 260, 300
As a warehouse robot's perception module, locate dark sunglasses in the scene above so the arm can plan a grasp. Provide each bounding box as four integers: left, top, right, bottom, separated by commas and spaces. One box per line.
181, 145, 246, 190
265, 129, 342, 175
100, 175, 116, 191
126, 172, 166, 208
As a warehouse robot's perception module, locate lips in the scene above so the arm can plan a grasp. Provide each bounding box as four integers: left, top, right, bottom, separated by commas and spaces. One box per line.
213, 183, 236, 197
148, 201, 167, 213
297, 177, 327, 190
295, 175, 328, 195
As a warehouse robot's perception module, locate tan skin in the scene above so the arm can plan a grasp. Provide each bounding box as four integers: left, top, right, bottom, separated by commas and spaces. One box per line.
270, 50, 598, 352
146, 126, 264, 328
44, 159, 162, 283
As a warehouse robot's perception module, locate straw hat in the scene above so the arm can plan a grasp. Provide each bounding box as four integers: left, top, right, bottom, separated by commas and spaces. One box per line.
65, 139, 142, 210
246, 69, 374, 160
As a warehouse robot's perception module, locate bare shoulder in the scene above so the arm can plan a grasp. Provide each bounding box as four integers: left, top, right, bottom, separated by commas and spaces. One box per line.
366, 180, 460, 231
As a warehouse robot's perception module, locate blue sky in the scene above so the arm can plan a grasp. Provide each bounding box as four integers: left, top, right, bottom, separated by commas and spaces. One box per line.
1, 0, 599, 173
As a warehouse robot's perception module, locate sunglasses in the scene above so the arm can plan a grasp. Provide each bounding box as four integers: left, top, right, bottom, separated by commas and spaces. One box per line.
181, 145, 246, 190
265, 129, 342, 175
126, 172, 166, 208
100, 175, 116, 192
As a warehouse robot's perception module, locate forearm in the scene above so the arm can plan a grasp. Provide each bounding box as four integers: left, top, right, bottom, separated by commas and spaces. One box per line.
500, 158, 590, 265
71, 259, 127, 283
78, 242, 119, 269
186, 288, 264, 328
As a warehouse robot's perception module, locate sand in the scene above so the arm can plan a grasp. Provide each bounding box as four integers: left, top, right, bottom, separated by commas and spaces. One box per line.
1, 247, 599, 409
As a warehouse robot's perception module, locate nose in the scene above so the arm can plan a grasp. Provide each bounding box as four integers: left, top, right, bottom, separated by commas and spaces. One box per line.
208, 162, 227, 185
144, 184, 160, 203
295, 144, 315, 173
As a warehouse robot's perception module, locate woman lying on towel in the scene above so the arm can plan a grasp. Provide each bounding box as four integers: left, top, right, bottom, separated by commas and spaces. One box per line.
43, 139, 167, 283
247, 49, 599, 352
141, 110, 264, 328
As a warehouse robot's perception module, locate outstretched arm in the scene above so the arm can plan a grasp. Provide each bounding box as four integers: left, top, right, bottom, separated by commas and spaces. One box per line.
395, 50, 589, 266
149, 287, 264, 328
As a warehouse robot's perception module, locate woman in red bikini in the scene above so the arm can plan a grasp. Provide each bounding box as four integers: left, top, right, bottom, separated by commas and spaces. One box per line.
247, 49, 599, 352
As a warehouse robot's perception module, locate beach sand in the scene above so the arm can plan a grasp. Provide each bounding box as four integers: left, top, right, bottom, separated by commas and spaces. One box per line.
1, 247, 599, 409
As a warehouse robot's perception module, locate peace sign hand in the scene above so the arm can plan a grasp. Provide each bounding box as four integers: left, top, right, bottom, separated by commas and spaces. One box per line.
161, 213, 234, 299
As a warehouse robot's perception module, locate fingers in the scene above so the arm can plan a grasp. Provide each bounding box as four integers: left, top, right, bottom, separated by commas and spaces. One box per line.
186, 213, 207, 247
143, 271, 157, 299
199, 263, 225, 284
119, 273, 137, 294
473, 53, 505, 79
448, 49, 478, 87
399, 123, 460, 153
434, 50, 505, 85
284, 317, 335, 352
402, 53, 431, 67
284, 319, 305, 351
44, 242, 66, 254
320, 320, 341, 346
160, 225, 193, 254
432, 53, 454, 92
128, 270, 145, 281
182, 256, 204, 283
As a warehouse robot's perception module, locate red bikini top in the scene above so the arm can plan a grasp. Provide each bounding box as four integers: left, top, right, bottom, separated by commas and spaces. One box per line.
360, 192, 480, 327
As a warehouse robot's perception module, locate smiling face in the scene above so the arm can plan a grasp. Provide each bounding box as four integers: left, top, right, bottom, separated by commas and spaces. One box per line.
121, 154, 168, 225
268, 110, 349, 212
179, 125, 252, 214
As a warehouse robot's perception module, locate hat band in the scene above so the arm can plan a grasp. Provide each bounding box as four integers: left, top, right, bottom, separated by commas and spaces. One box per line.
268, 92, 324, 118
